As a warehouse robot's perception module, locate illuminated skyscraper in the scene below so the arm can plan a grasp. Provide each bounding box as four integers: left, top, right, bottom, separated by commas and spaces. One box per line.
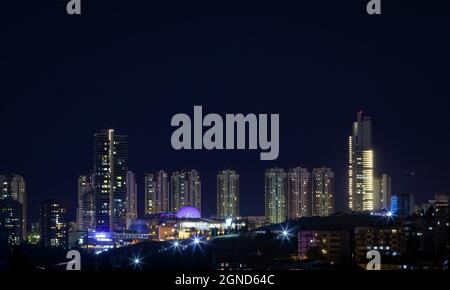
93, 129, 128, 232
0, 198, 23, 259
348, 111, 374, 212
311, 167, 335, 217
76, 174, 93, 231
145, 170, 169, 215
40, 199, 68, 248
171, 170, 201, 214
217, 170, 240, 219
126, 171, 138, 223
0, 174, 26, 239
287, 167, 311, 219
265, 168, 287, 224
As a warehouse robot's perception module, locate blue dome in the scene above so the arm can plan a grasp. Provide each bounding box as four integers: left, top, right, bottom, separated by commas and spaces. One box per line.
176, 206, 201, 219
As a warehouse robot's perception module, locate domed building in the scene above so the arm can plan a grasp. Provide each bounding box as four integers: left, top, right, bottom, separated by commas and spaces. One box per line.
176, 206, 201, 219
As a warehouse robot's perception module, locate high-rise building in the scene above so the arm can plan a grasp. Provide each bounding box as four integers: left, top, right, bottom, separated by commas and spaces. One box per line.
81, 188, 95, 231
373, 174, 391, 210
76, 175, 93, 231
145, 170, 169, 215
93, 129, 128, 232
391, 193, 415, 217
217, 170, 240, 219
0, 198, 23, 260
287, 167, 311, 219
0, 174, 26, 239
171, 170, 201, 214
265, 168, 287, 224
126, 171, 138, 223
40, 199, 68, 248
348, 111, 374, 212
311, 167, 335, 217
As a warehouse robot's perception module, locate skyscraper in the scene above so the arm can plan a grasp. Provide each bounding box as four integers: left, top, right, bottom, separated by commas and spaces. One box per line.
265, 168, 287, 224
144, 170, 169, 215
76, 175, 92, 231
287, 167, 311, 219
0, 174, 26, 239
40, 199, 68, 248
348, 111, 374, 212
126, 171, 138, 224
217, 170, 240, 219
93, 129, 128, 232
0, 198, 23, 260
311, 167, 335, 217
373, 174, 391, 210
171, 170, 201, 214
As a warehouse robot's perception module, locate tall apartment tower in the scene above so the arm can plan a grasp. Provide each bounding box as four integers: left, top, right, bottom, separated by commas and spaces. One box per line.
93, 129, 128, 232
0, 174, 26, 239
311, 167, 335, 217
348, 111, 375, 212
217, 170, 240, 219
144, 170, 169, 215
287, 167, 311, 219
40, 199, 68, 248
171, 170, 201, 214
126, 171, 138, 223
265, 168, 287, 224
373, 174, 392, 210
76, 174, 94, 231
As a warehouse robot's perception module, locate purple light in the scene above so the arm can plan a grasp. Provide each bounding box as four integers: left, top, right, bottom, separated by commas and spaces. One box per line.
176, 206, 201, 219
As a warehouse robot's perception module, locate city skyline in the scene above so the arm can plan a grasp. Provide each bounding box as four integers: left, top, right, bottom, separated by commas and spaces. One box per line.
1, 107, 447, 224
1, 0, 449, 226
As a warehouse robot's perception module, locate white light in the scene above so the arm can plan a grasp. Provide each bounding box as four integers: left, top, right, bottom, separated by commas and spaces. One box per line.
174, 241, 179, 247
282, 230, 288, 236
194, 237, 200, 244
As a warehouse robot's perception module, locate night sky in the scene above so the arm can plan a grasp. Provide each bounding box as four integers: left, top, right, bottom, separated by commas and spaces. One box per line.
1, 0, 450, 222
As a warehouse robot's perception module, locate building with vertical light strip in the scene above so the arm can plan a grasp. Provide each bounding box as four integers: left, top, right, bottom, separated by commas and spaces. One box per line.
311, 167, 335, 216
265, 168, 287, 224
348, 111, 374, 212
217, 169, 240, 219
93, 129, 128, 232
287, 167, 311, 219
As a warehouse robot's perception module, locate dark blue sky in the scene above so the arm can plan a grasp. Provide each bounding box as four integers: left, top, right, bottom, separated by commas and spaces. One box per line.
1, 0, 449, 222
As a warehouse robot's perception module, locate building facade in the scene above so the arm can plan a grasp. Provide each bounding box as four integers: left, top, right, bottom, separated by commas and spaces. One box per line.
40, 199, 68, 248
0, 198, 23, 260
217, 170, 240, 218
265, 168, 287, 224
311, 167, 335, 217
145, 170, 169, 215
391, 193, 415, 217
0, 174, 26, 239
374, 174, 392, 210
171, 170, 201, 214
126, 171, 138, 224
287, 167, 311, 219
349, 111, 375, 212
93, 129, 128, 232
